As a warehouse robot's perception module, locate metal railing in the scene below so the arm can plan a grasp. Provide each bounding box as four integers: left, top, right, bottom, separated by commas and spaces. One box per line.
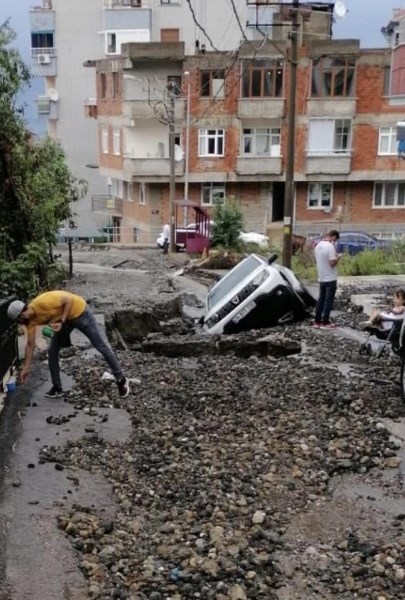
0, 297, 18, 388
104, 0, 144, 7
31, 47, 57, 56
58, 226, 162, 245
92, 195, 123, 215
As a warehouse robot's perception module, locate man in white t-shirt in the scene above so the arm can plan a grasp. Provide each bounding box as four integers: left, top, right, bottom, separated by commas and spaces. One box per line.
313, 229, 341, 329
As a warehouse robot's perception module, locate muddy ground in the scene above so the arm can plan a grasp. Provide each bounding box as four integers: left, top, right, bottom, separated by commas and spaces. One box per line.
1, 247, 404, 600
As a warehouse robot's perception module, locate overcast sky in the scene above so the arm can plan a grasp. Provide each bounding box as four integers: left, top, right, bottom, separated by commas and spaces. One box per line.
0, 0, 401, 131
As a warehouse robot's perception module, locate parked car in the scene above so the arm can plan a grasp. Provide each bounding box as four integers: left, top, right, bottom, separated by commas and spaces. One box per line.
310, 231, 393, 255
204, 253, 316, 335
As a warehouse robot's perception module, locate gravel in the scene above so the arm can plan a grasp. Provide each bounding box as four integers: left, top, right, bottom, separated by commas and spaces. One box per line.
37, 250, 405, 599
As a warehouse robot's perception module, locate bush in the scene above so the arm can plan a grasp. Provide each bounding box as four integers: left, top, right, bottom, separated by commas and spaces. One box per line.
211, 200, 244, 248
339, 249, 403, 276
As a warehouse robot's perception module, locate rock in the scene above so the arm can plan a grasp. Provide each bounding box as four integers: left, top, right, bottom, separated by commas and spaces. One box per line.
252, 510, 266, 524
229, 584, 247, 600
384, 456, 401, 468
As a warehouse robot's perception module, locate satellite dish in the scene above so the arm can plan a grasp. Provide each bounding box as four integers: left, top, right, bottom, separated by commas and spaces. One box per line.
48, 88, 59, 102
333, 1, 347, 19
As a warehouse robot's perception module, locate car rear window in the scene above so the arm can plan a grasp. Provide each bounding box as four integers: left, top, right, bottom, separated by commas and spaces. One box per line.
207, 255, 263, 310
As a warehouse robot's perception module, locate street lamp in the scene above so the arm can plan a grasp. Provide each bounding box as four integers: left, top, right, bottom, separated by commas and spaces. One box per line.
183, 70, 191, 208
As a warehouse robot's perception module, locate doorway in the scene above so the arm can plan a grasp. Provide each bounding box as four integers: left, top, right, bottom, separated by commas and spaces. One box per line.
272, 182, 285, 222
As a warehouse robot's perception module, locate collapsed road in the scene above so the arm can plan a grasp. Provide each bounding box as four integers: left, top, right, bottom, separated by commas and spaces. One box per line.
0, 248, 404, 600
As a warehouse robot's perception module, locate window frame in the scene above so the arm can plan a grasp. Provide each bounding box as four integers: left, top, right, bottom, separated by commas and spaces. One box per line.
200, 69, 225, 98
307, 182, 333, 210
101, 126, 109, 154
311, 56, 356, 98
373, 182, 405, 208
307, 118, 352, 156
198, 129, 225, 157
242, 127, 281, 157
201, 182, 226, 207
112, 128, 121, 156
99, 72, 107, 100
241, 59, 284, 98
378, 126, 397, 156
139, 183, 146, 205
111, 71, 119, 100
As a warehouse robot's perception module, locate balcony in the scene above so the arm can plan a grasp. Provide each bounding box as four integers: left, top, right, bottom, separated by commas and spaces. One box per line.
84, 98, 98, 119
123, 98, 185, 122
123, 157, 184, 178
307, 97, 357, 118
92, 195, 123, 215
238, 98, 285, 119
104, 0, 151, 31
306, 154, 352, 175
31, 48, 57, 76
104, 0, 146, 7
236, 156, 282, 176
122, 42, 185, 63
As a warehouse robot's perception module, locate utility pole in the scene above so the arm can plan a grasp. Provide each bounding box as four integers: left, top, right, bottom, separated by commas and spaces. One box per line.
282, 0, 299, 268
168, 87, 176, 254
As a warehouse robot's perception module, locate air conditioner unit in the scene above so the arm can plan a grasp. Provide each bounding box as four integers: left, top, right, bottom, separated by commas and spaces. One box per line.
38, 54, 51, 65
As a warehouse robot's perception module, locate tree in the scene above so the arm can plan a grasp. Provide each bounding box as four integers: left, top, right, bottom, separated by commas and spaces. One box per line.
211, 199, 244, 248
0, 22, 86, 298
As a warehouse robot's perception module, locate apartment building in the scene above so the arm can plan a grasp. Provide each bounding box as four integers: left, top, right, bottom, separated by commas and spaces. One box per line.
28, 0, 249, 238
87, 3, 405, 245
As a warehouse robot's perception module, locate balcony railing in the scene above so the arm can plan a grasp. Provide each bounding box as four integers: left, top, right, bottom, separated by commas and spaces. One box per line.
92, 195, 123, 215
104, 0, 145, 7
31, 47, 57, 57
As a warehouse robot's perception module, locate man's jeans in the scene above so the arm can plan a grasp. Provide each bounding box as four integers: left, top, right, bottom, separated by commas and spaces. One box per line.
315, 280, 337, 324
49, 307, 123, 389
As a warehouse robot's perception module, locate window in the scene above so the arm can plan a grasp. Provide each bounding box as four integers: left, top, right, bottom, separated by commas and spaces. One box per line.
307, 183, 333, 209
160, 0, 180, 3
112, 178, 124, 198
201, 183, 226, 206
307, 119, 352, 155
383, 65, 391, 96
100, 73, 107, 100
167, 75, 182, 97
139, 183, 146, 205
107, 32, 117, 54
200, 70, 225, 98
101, 127, 109, 154
374, 182, 405, 207
242, 59, 284, 98
160, 28, 180, 42
198, 129, 224, 156
123, 181, 133, 202
242, 128, 281, 156
378, 127, 397, 155
311, 57, 356, 97
31, 32, 54, 49
112, 72, 119, 99
113, 128, 121, 155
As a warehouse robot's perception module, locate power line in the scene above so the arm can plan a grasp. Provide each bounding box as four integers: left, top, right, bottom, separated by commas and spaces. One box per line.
184, 0, 220, 52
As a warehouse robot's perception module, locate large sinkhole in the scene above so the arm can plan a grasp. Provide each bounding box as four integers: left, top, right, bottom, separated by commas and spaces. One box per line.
108, 295, 301, 359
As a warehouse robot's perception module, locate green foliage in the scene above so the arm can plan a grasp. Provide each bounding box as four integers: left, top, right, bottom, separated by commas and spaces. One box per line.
338, 249, 403, 276
292, 244, 405, 281
211, 200, 244, 248
0, 22, 86, 299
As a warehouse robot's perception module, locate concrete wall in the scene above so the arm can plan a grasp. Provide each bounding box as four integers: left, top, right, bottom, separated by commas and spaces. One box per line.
53, 0, 107, 235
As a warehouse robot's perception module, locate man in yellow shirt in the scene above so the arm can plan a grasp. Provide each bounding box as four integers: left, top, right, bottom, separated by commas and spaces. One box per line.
7, 291, 130, 398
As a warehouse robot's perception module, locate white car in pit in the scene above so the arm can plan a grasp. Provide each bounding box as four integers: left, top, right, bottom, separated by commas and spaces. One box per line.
204, 253, 315, 335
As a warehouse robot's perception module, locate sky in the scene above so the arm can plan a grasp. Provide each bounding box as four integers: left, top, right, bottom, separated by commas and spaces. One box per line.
0, 0, 401, 132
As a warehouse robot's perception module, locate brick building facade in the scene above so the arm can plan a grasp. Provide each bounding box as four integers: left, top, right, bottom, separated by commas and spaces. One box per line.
87, 8, 405, 245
